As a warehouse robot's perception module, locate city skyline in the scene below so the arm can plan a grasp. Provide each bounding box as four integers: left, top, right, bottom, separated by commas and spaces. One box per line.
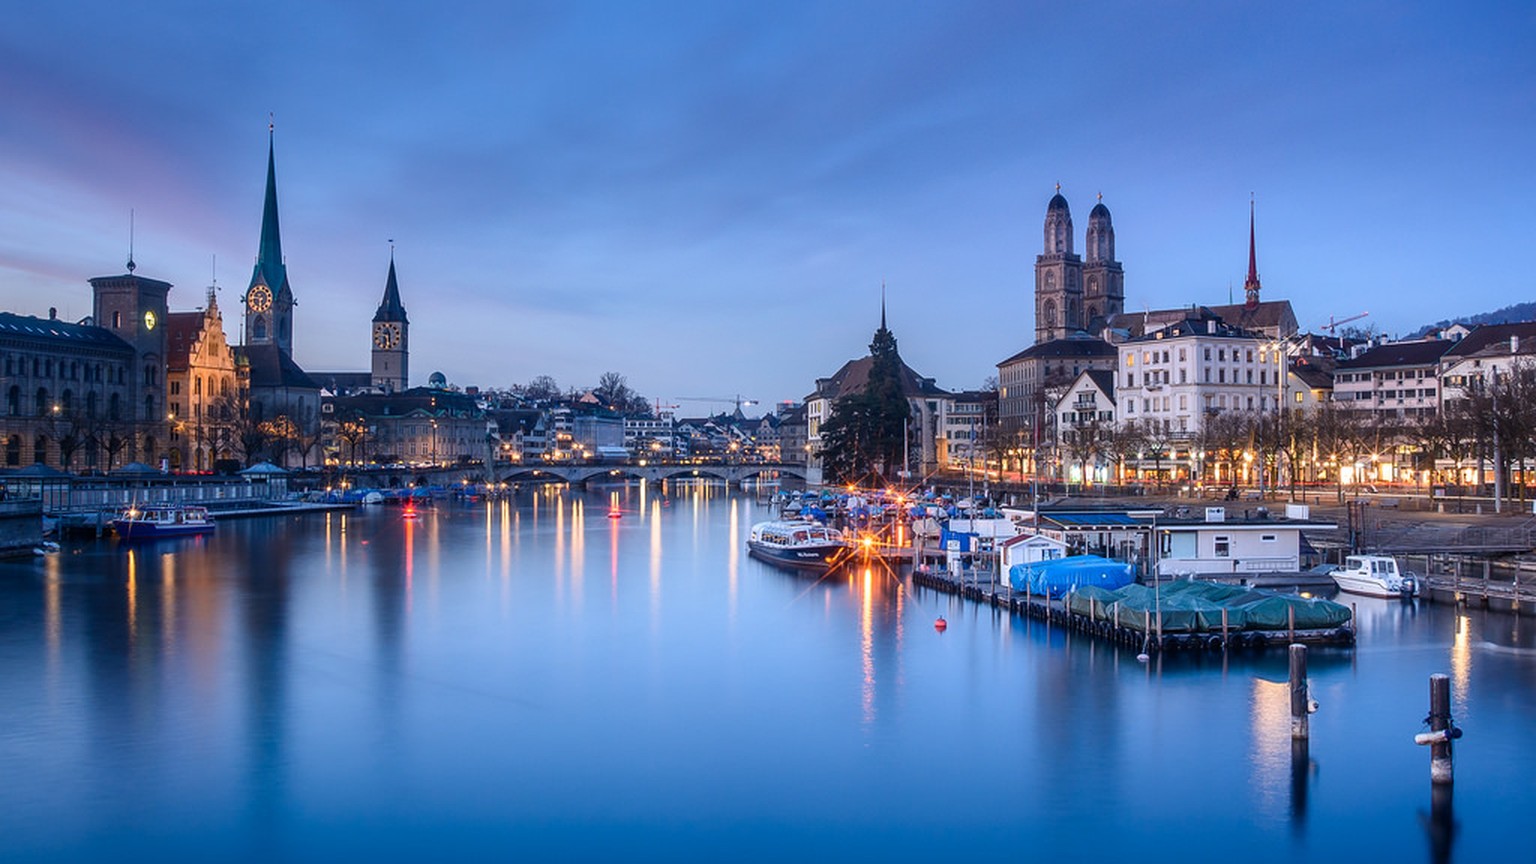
2, 3, 1532, 409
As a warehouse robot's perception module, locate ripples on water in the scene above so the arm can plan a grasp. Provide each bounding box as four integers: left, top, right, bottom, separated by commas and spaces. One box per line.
1, 484, 1534, 862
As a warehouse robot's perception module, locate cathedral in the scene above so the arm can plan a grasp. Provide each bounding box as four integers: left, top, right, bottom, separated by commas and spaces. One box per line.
237, 130, 322, 465
1033, 187, 1125, 343
998, 189, 1122, 427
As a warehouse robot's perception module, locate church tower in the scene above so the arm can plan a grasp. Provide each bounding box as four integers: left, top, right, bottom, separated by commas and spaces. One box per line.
244, 127, 295, 355
1243, 198, 1262, 308
1081, 194, 1124, 329
1034, 187, 1082, 343
370, 252, 410, 393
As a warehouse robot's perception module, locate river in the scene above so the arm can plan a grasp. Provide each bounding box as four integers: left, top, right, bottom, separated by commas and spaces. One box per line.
1, 483, 1532, 862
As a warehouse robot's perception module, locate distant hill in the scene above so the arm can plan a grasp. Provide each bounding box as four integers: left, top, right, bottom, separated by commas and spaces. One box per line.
1412, 301, 1536, 338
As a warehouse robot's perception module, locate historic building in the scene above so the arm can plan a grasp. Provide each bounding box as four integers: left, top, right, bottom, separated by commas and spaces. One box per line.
804, 305, 953, 484
1113, 308, 1275, 439
1000, 190, 1123, 430
165, 288, 242, 471
328, 384, 490, 466
370, 254, 410, 393
238, 131, 321, 466
0, 262, 181, 471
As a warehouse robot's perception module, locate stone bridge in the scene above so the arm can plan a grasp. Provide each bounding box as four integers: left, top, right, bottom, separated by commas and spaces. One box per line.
349, 462, 809, 489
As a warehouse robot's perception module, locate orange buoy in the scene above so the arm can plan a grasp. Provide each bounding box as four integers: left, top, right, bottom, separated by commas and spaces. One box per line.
934, 617, 948, 632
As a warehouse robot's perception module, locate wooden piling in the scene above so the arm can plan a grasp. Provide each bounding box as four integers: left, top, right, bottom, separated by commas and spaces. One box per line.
1289, 644, 1309, 741
1429, 673, 1454, 786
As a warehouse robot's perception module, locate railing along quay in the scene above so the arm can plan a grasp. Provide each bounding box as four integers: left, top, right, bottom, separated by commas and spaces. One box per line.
908, 567, 1355, 654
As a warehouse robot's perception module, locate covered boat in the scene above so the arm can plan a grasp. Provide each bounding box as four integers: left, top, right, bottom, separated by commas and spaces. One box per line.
1009, 554, 1136, 599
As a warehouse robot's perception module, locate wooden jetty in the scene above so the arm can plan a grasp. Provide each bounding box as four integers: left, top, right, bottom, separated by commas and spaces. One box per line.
909, 567, 1355, 654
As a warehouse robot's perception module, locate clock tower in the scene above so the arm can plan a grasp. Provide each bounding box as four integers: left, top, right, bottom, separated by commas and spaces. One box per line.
370, 253, 409, 393
245, 128, 295, 355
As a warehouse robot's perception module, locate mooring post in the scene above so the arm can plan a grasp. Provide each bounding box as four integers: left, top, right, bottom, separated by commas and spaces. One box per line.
1289, 643, 1310, 740
1427, 673, 1455, 785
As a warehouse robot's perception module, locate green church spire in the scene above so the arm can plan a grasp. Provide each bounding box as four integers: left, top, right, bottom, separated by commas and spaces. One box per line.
250, 127, 287, 295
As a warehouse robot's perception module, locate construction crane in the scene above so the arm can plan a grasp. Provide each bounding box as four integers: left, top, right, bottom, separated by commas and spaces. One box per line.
1320, 311, 1369, 334
677, 395, 759, 415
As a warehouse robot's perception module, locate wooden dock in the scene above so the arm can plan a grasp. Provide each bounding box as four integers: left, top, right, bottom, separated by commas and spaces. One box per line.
909, 567, 1355, 654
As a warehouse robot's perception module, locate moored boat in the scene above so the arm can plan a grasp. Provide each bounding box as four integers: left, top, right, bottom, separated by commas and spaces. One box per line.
112, 505, 216, 541
747, 519, 846, 570
1331, 554, 1417, 598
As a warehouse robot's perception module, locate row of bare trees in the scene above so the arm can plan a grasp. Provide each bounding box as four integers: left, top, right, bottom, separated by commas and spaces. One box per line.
970, 360, 1536, 502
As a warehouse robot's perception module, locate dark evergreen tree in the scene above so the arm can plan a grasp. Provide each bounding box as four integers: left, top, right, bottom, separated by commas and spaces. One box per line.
817, 308, 911, 486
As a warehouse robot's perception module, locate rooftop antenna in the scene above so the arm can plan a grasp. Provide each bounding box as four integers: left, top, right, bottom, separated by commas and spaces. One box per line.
127, 209, 136, 273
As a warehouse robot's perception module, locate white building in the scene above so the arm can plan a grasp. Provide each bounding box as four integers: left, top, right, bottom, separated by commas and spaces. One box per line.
1154, 505, 1336, 578
1115, 309, 1278, 440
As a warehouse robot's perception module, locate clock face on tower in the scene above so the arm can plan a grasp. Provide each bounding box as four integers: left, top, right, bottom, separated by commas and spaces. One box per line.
248, 285, 273, 313
373, 322, 401, 349
143, 310, 158, 331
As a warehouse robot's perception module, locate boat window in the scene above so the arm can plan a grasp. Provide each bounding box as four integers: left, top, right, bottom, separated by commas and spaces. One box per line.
1260, 534, 1276, 542
1214, 536, 1231, 557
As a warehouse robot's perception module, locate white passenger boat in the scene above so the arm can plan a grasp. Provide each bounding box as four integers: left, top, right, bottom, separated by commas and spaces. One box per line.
1331, 554, 1418, 598
112, 504, 216, 541
747, 520, 847, 570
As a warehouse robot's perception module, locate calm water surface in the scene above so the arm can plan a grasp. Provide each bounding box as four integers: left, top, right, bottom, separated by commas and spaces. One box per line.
2, 484, 1534, 862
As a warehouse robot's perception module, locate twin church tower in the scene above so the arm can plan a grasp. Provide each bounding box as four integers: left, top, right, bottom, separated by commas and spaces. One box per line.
1033, 186, 1125, 344
242, 130, 410, 393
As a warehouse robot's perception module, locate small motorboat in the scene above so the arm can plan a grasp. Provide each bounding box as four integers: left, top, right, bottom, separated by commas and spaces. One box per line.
1331, 554, 1417, 598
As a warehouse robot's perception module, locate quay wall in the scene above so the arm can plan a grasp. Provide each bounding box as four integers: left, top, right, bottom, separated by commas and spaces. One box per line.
0, 499, 43, 557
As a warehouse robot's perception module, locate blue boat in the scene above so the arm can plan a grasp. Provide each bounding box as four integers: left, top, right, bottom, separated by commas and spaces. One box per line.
112, 505, 216, 541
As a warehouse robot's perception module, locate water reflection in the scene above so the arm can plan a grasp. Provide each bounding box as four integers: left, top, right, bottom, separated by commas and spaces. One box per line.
5, 491, 1536, 861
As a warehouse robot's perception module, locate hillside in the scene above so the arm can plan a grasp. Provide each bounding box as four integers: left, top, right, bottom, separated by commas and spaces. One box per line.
1412, 300, 1536, 337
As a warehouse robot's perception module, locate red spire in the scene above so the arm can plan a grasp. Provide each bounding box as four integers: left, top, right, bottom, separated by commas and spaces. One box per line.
1244, 197, 1261, 308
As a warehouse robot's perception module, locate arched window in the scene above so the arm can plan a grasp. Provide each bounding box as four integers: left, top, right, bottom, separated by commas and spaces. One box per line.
253, 317, 267, 340
5, 435, 19, 466
144, 395, 155, 422
86, 392, 98, 418
61, 389, 73, 414
109, 393, 121, 421
33, 434, 47, 464
35, 387, 48, 415
6, 386, 17, 416
1043, 300, 1057, 329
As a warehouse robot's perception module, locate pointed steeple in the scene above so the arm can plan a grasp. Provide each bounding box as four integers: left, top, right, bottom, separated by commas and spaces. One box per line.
1243, 196, 1261, 308
880, 282, 887, 332
251, 126, 287, 296
373, 249, 409, 323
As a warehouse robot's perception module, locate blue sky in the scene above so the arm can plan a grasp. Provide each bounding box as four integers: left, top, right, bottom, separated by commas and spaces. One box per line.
2, 2, 1532, 412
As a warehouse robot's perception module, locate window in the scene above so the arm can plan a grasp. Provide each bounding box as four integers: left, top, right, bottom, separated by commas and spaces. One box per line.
1260, 534, 1277, 543
1214, 536, 1231, 557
